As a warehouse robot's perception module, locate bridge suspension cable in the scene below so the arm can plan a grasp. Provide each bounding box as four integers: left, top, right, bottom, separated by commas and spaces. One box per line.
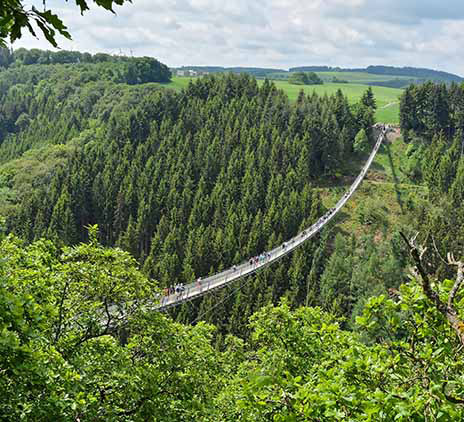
156, 126, 387, 311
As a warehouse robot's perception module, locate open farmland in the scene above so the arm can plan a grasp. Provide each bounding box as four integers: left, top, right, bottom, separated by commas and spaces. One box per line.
268, 71, 412, 84
314, 71, 412, 84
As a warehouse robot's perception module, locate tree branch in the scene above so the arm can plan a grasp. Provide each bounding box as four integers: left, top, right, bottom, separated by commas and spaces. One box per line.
400, 232, 464, 346
447, 253, 464, 309
399, 232, 444, 311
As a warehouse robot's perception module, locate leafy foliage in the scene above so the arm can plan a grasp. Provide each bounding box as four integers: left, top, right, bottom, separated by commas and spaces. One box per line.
0, 1, 130, 47
0, 231, 228, 420
215, 290, 464, 421
2, 231, 464, 420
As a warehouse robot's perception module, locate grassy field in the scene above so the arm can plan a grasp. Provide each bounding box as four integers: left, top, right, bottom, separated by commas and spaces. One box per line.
157, 77, 192, 90
268, 71, 411, 84
314, 71, 411, 84
162, 77, 402, 123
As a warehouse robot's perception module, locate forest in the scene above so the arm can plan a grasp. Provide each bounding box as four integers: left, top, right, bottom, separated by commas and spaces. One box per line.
2, 48, 464, 420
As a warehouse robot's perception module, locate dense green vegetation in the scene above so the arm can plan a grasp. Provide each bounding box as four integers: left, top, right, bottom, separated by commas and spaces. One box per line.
288, 71, 323, 86
0, 60, 170, 162
2, 49, 464, 420
1, 47, 171, 74
2, 228, 464, 420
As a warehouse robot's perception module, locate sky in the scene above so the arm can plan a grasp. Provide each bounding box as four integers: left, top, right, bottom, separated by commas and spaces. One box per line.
17, 0, 464, 75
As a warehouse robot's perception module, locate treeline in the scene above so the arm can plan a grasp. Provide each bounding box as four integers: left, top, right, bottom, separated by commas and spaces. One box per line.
367, 78, 418, 89
366, 65, 463, 82
399, 81, 464, 143
0, 70, 387, 333
0, 48, 171, 88
3, 62, 464, 420
288, 71, 323, 85
1, 47, 169, 70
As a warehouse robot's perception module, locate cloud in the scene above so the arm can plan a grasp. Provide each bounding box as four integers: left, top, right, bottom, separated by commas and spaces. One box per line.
16, 0, 464, 75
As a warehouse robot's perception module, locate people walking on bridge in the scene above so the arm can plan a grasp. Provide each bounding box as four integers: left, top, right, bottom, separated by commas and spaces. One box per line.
196, 277, 202, 292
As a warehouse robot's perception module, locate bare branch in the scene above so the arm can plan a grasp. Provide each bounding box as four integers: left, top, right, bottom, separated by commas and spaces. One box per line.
447, 254, 464, 309
432, 235, 448, 265
399, 232, 443, 310
400, 231, 464, 346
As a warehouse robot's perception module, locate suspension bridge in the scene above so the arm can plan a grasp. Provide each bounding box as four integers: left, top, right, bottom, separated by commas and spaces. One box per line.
157, 125, 388, 311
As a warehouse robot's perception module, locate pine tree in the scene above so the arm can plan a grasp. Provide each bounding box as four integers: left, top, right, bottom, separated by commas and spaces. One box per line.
361, 87, 376, 110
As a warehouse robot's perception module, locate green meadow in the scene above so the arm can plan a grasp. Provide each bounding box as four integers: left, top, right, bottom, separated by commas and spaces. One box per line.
314, 71, 411, 84
269, 71, 411, 85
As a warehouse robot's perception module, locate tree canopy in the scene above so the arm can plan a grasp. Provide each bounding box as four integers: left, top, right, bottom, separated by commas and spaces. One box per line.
288, 71, 323, 86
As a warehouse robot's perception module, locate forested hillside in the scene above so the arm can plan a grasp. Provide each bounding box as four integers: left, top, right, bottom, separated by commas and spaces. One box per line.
2, 50, 464, 420
398, 82, 464, 279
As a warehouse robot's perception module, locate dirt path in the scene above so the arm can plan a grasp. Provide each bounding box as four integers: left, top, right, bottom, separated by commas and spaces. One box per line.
379, 101, 398, 109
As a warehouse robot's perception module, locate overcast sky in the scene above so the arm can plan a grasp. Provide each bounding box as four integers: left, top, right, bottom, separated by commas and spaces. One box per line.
18, 0, 464, 75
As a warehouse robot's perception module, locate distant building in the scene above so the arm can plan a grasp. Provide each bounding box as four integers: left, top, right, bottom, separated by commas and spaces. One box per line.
176, 69, 209, 77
